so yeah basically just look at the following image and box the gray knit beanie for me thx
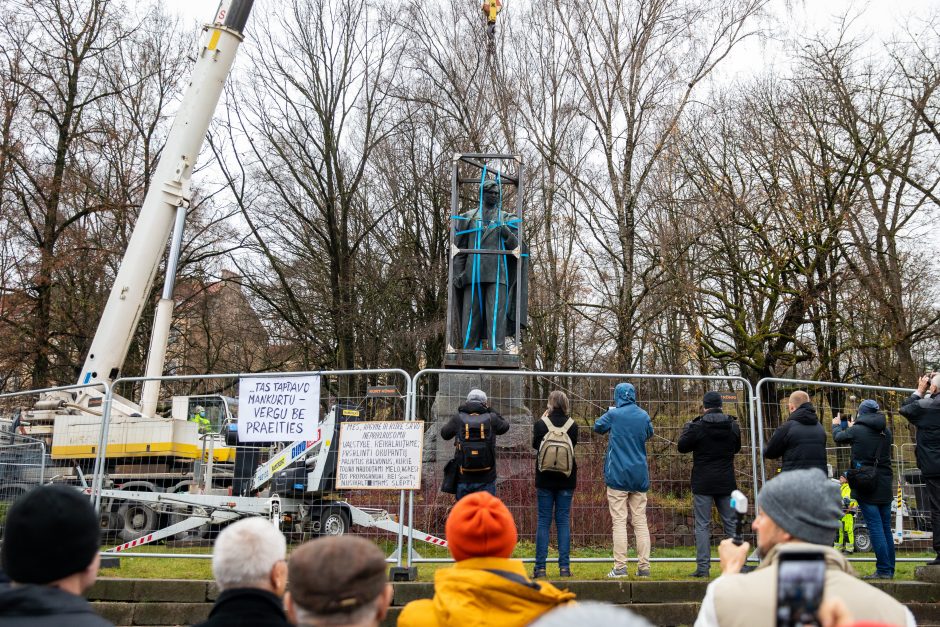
[467,389,487,404]
[530,602,653,627]
[758,468,842,545]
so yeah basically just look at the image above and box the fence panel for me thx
[408,369,756,563]
[756,378,930,559]
[0,383,110,540]
[93,369,410,562]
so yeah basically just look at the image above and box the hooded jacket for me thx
[899,391,940,478]
[397,557,575,627]
[593,383,654,492]
[832,400,893,505]
[0,584,113,626]
[440,400,510,485]
[677,409,742,495]
[763,402,827,473]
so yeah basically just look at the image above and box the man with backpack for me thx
[532,390,578,579]
[677,391,742,578]
[441,388,510,500]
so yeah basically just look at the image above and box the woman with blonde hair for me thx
[532,390,579,578]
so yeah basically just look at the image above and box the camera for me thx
[776,550,826,627]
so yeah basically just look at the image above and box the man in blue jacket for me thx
[594,382,654,578]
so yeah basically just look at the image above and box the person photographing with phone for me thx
[900,372,940,566]
[831,400,895,578]
[694,469,914,627]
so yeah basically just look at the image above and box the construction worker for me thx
[482,0,501,39]
[190,405,211,434]
[835,471,858,554]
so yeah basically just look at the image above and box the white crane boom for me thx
[78,1,254,398]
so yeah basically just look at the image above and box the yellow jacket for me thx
[840,482,858,509]
[397,557,575,627]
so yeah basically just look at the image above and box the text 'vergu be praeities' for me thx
[238,375,321,442]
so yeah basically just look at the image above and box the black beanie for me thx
[2,485,100,584]
[703,391,723,409]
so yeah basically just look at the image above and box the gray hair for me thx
[932,373,940,390]
[212,517,286,591]
[530,602,653,627]
[293,597,382,626]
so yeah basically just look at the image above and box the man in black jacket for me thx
[763,390,827,474]
[196,517,290,627]
[441,388,510,499]
[900,372,940,565]
[0,485,112,626]
[678,391,742,578]
[832,399,895,578]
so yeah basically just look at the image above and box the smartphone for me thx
[776,551,826,627]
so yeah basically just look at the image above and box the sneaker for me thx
[636,567,651,577]
[689,571,710,578]
[532,568,547,579]
[606,567,628,578]
[862,573,893,580]
[559,568,572,578]
[926,556,940,566]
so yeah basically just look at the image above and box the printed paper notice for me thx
[336,421,424,490]
[237,375,320,442]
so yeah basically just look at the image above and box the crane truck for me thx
[0,1,443,558]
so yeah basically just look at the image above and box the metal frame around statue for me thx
[444,153,525,369]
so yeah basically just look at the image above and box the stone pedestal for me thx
[422,372,531,465]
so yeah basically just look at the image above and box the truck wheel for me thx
[117,503,157,542]
[319,507,350,536]
[854,529,871,553]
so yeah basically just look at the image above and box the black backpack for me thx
[456,412,495,473]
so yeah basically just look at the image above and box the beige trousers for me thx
[607,487,651,570]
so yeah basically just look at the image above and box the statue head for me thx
[481,180,500,210]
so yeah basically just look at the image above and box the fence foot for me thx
[389,566,418,581]
[100,556,121,570]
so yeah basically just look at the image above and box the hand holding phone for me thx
[776,551,826,627]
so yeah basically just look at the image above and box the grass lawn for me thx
[99,541,935,582]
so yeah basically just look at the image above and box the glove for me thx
[454,276,465,290]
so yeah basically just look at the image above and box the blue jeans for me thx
[456,480,496,500]
[859,501,895,577]
[535,488,573,570]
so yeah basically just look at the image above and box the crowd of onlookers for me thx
[0,372,936,626]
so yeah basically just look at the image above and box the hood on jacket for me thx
[854,406,886,431]
[858,399,880,414]
[0,584,92,617]
[614,383,636,408]
[701,410,733,425]
[458,400,489,414]
[399,557,574,627]
[789,402,819,426]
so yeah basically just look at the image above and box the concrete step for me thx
[87,578,940,627]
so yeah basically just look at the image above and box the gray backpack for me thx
[537,415,575,476]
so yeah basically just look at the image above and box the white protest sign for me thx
[336,421,424,490]
[237,375,320,442]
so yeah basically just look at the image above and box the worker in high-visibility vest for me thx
[190,405,211,434]
[835,471,858,553]
[482,0,502,38]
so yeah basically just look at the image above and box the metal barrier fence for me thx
[2,373,934,569]
[86,369,412,563]
[756,378,931,561]
[0,383,109,541]
[406,369,757,563]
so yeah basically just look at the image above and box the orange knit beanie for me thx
[445,492,518,561]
